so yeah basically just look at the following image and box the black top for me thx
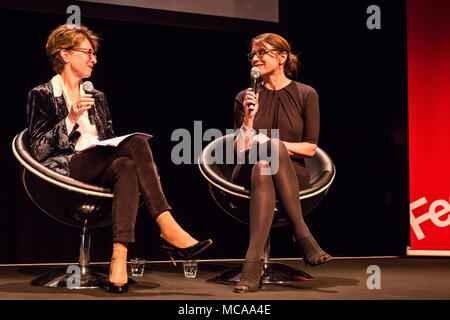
[232,80,320,189]
[234,80,319,144]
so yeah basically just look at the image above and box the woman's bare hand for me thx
[243,88,259,121]
[68,94,95,123]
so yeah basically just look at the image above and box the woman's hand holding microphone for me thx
[242,88,270,145]
[68,94,95,124]
[243,88,258,125]
[236,88,268,151]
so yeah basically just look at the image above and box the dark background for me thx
[0,0,409,264]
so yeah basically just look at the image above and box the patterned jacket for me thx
[26,79,115,176]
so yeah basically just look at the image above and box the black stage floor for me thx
[0,257,449,300]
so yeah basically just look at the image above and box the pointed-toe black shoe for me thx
[104,281,129,294]
[161,239,213,260]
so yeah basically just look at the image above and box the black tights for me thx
[242,139,311,260]
[69,135,171,243]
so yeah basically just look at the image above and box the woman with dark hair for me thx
[27,24,212,293]
[232,33,331,293]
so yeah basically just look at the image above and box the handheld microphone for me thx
[82,81,95,125]
[249,67,260,113]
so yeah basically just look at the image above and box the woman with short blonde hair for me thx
[27,24,212,294]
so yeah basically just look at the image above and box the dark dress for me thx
[232,80,320,190]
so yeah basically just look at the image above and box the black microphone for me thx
[249,67,260,113]
[82,81,95,125]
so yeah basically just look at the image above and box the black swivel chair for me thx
[12,129,135,289]
[198,134,336,283]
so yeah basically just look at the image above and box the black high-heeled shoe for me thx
[233,259,264,293]
[295,234,332,267]
[103,242,129,294]
[104,281,129,294]
[160,239,213,260]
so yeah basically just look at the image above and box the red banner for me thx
[407,0,450,254]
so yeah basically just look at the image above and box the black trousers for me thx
[69,135,171,243]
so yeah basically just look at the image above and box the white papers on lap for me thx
[84,132,152,149]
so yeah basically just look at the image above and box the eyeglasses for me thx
[70,48,97,59]
[247,48,280,61]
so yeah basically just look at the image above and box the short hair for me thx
[251,33,299,79]
[45,24,100,74]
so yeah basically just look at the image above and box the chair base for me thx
[30,265,136,289]
[214,262,314,284]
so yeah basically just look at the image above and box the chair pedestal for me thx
[214,262,313,283]
[30,227,135,289]
[214,236,313,284]
[30,265,110,289]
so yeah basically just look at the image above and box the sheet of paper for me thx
[84,132,152,149]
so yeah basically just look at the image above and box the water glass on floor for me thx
[130,258,146,277]
[183,260,198,278]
